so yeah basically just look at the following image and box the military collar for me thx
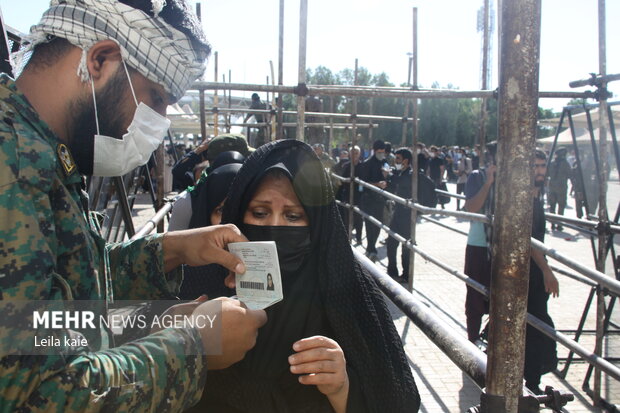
[1,74,81,185]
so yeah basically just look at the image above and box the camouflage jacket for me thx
[0,75,206,412]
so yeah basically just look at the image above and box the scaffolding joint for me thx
[294,82,309,97]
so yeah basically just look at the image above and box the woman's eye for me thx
[286,212,304,222]
[252,209,268,218]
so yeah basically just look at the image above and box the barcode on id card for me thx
[239,281,265,290]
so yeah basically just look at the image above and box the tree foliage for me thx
[279,65,557,149]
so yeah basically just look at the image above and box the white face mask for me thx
[375,152,386,161]
[416,149,421,155]
[91,61,170,177]
[395,163,403,171]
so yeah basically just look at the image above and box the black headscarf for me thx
[190,140,420,413]
[188,155,244,230]
[180,162,243,301]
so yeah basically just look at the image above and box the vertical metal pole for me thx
[112,177,136,238]
[348,60,359,241]
[478,0,490,150]
[270,61,276,141]
[329,97,334,153]
[213,51,219,137]
[368,98,374,143]
[228,70,232,133]
[484,1,542,412]
[593,0,609,405]
[408,7,419,292]
[277,0,284,139]
[401,57,412,147]
[196,3,207,142]
[296,0,308,141]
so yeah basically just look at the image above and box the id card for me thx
[228,241,283,310]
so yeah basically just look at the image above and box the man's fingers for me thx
[224,272,236,289]
[213,249,246,275]
[221,224,249,244]
[247,308,268,328]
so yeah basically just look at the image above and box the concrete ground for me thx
[127,170,619,413]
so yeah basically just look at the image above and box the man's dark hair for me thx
[372,139,386,151]
[251,93,260,100]
[385,143,392,154]
[395,148,413,163]
[26,0,210,70]
[535,149,547,161]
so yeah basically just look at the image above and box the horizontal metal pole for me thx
[345,200,619,383]
[435,188,466,200]
[546,212,620,234]
[352,176,490,222]
[528,313,620,381]
[337,200,489,296]
[209,107,413,122]
[131,192,186,240]
[353,248,487,388]
[422,215,468,236]
[549,264,598,288]
[531,238,620,296]
[192,82,592,100]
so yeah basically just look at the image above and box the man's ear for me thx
[85,40,122,83]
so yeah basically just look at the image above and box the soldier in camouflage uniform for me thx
[0,1,266,411]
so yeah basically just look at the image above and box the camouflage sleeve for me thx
[0,328,207,412]
[107,234,184,300]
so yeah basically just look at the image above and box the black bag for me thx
[437,181,450,205]
[417,172,438,208]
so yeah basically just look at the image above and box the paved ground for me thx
[127,171,619,412]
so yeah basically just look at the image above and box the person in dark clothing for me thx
[168,150,245,231]
[171,138,210,190]
[525,150,559,394]
[428,145,447,209]
[188,139,420,413]
[416,143,429,173]
[547,147,572,230]
[386,148,437,282]
[244,93,268,148]
[471,145,481,171]
[336,146,364,244]
[177,161,243,300]
[359,139,389,261]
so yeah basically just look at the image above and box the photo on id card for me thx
[228,241,283,310]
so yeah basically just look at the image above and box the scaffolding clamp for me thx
[294,82,309,97]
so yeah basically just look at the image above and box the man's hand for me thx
[543,268,560,298]
[376,181,387,189]
[485,164,497,186]
[194,298,267,370]
[163,225,249,273]
[150,295,208,334]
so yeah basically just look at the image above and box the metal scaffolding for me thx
[1,0,617,411]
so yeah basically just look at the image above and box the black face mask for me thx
[240,224,312,274]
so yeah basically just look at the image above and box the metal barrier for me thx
[332,171,620,391]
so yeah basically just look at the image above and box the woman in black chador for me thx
[189,140,419,413]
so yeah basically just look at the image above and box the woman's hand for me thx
[289,336,349,413]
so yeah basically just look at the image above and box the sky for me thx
[1,0,618,112]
